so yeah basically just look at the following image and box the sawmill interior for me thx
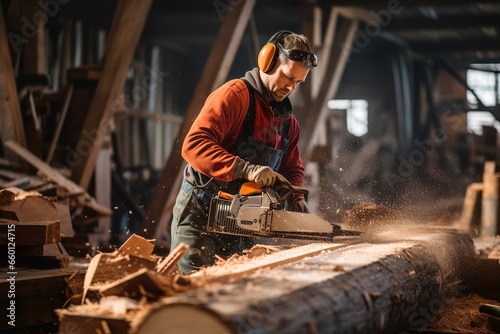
[1,0,500,333]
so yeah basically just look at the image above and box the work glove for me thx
[291,197,310,213]
[243,163,278,188]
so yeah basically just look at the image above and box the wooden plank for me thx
[46,84,74,163]
[70,0,153,190]
[458,182,482,232]
[0,4,26,150]
[98,268,164,300]
[139,0,257,240]
[81,251,159,302]
[187,242,347,287]
[0,218,60,245]
[481,161,499,237]
[156,242,188,276]
[4,140,84,196]
[19,0,47,75]
[89,253,158,285]
[0,268,84,331]
[118,234,154,260]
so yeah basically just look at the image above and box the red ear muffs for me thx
[258,43,278,73]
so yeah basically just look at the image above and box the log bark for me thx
[132,228,476,334]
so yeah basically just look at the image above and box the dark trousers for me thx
[170,180,254,274]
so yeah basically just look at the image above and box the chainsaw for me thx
[207,178,356,240]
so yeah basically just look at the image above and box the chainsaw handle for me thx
[272,175,309,200]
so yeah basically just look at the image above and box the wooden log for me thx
[131,228,476,334]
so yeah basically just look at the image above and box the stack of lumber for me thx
[1,141,111,217]
[57,227,485,334]
[0,141,112,250]
[0,188,85,331]
[0,187,71,268]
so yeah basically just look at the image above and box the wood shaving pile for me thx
[428,294,499,333]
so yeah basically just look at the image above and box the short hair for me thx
[278,33,315,68]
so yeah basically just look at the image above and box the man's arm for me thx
[182,80,249,182]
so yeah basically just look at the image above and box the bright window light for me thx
[328,99,368,137]
[466,111,500,135]
[467,69,496,107]
[466,64,500,135]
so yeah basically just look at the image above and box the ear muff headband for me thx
[258,30,294,73]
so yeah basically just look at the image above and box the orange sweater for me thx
[182,77,304,186]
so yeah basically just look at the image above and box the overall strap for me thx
[239,79,255,139]
[239,78,290,152]
[281,120,290,153]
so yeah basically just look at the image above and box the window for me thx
[466,111,500,135]
[466,64,500,135]
[328,99,368,137]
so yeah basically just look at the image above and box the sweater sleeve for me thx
[278,116,305,187]
[181,80,248,182]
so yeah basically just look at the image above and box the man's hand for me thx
[243,164,278,188]
[292,197,310,213]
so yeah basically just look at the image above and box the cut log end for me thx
[133,304,234,334]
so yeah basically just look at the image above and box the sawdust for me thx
[343,202,401,232]
[215,244,284,265]
[483,240,500,260]
[428,294,500,333]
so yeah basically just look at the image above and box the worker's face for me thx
[263,60,309,102]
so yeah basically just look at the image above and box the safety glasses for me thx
[277,43,318,67]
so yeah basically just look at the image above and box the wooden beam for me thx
[0,4,26,150]
[70,0,153,190]
[46,84,74,163]
[319,0,500,7]
[409,37,500,53]
[139,0,257,240]
[300,15,359,155]
[4,140,84,196]
[20,0,47,75]
[481,161,499,237]
[387,15,500,31]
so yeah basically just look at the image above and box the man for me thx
[170,30,318,274]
